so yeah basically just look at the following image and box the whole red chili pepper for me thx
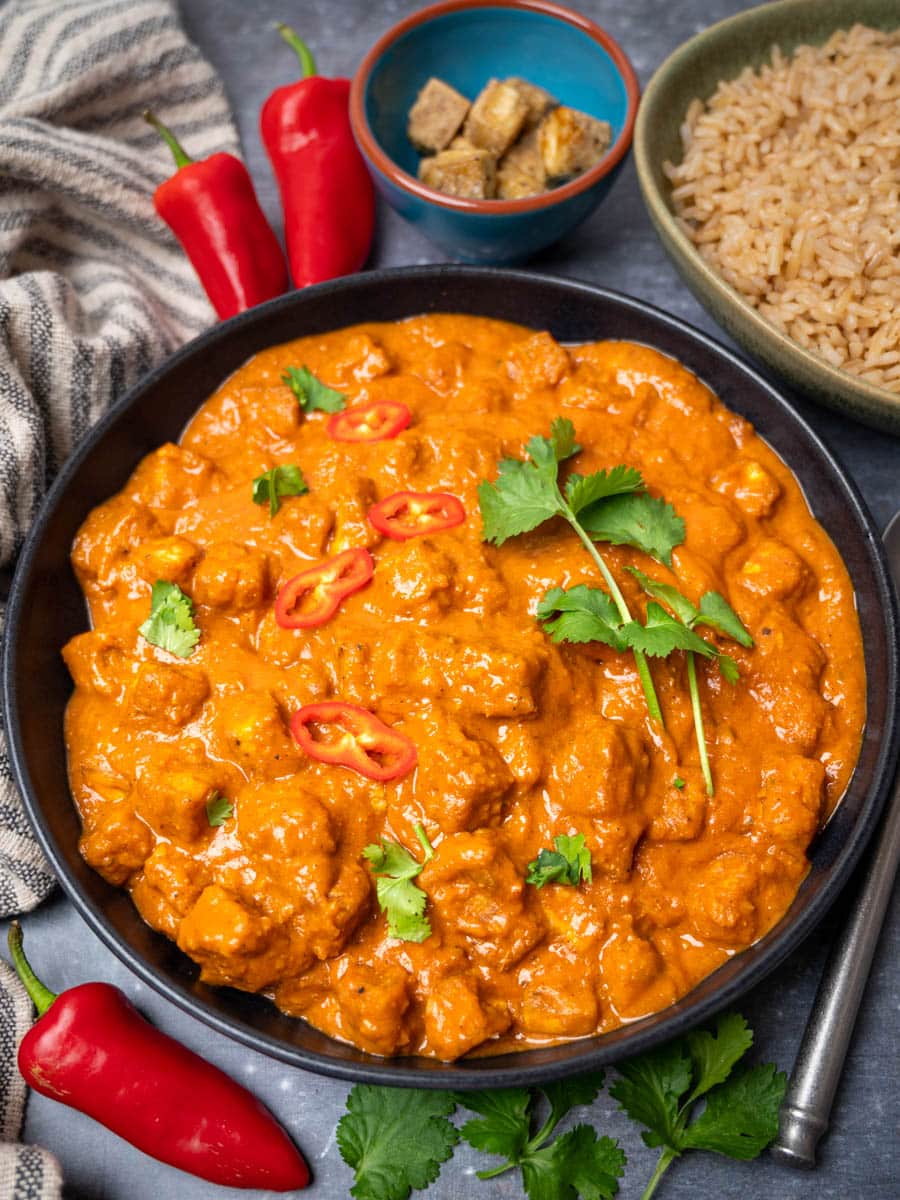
[260,26,375,288]
[328,400,412,443]
[290,701,417,781]
[275,547,374,628]
[145,111,288,320]
[368,491,467,541]
[7,922,309,1191]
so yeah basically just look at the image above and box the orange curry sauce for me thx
[63,316,865,1060]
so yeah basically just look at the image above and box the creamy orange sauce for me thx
[63,315,865,1060]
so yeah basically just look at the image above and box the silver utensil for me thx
[771,509,900,1170]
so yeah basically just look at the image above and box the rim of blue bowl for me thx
[349,0,640,215]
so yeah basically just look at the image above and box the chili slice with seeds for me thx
[290,702,417,782]
[328,400,411,443]
[368,491,466,541]
[274,548,373,629]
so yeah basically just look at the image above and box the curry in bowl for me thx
[62,315,864,1061]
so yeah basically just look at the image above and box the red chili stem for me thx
[144,110,192,169]
[7,922,57,1016]
[275,23,317,78]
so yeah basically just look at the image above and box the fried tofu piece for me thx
[464,79,529,156]
[407,77,470,153]
[419,147,497,199]
[504,76,556,127]
[538,105,612,180]
[497,128,546,199]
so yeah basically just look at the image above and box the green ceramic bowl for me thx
[635,0,900,434]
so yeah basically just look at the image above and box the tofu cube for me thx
[504,77,556,128]
[497,128,546,200]
[407,77,470,153]
[538,105,612,180]
[464,79,529,156]
[419,147,497,199]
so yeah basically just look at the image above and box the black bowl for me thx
[4,266,898,1088]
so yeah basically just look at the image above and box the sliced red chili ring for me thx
[274,548,373,629]
[290,702,417,782]
[327,400,411,443]
[368,491,466,541]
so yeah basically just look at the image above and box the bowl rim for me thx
[349,0,640,215]
[4,264,898,1087]
[633,0,900,419]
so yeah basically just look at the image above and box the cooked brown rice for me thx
[664,24,900,393]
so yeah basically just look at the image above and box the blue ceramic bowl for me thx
[349,0,639,263]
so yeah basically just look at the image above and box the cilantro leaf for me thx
[138,580,200,659]
[540,1073,605,1133]
[565,466,645,516]
[681,1064,786,1159]
[623,602,716,659]
[451,1088,532,1162]
[455,1077,624,1199]
[205,792,233,828]
[610,1040,693,1150]
[337,1085,458,1200]
[717,654,740,684]
[478,460,563,545]
[536,585,628,652]
[695,591,754,648]
[526,834,592,889]
[685,1013,754,1103]
[283,365,347,413]
[626,566,699,627]
[526,416,581,473]
[532,1125,626,1200]
[579,493,685,565]
[363,824,434,942]
[611,1013,785,1195]
[673,776,686,789]
[251,464,308,517]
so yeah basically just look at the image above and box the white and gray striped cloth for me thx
[0,1,240,1195]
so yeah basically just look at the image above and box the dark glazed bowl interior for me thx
[4,267,897,1088]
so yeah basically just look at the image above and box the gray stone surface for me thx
[10,1,900,1197]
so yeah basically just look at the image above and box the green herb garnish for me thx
[205,792,233,827]
[626,567,752,794]
[251,463,308,517]
[478,419,683,723]
[454,1074,624,1199]
[363,824,434,943]
[673,776,686,790]
[283,365,347,413]
[337,1086,459,1200]
[526,833,592,889]
[610,1013,786,1200]
[138,580,200,659]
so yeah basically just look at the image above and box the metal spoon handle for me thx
[771,767,900,1169]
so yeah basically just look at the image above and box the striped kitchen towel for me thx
[0,0,241,1193]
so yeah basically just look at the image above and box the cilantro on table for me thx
[626,567,753,795]
[610,1013,786,1200]
[454,1073,625,1200]
[478,419,684,723]
[282,364,347,413]
[526,833,592,889]
[335,1013,782,1200]
[138,580,200,658]
[363,824,434,943]
[337,1086,459,1200]
[205,792,233,828]
[251,463,308,517]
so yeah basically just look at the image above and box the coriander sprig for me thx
[478,419,683,723]
[138,580,200,659]
[282,364,347,413]
[453,1074,625,1198]
[363,824,434,943]
[526,833,592,888]
[251,463,308,517]
[610,1013,786,1200]
[627,567,752,795]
